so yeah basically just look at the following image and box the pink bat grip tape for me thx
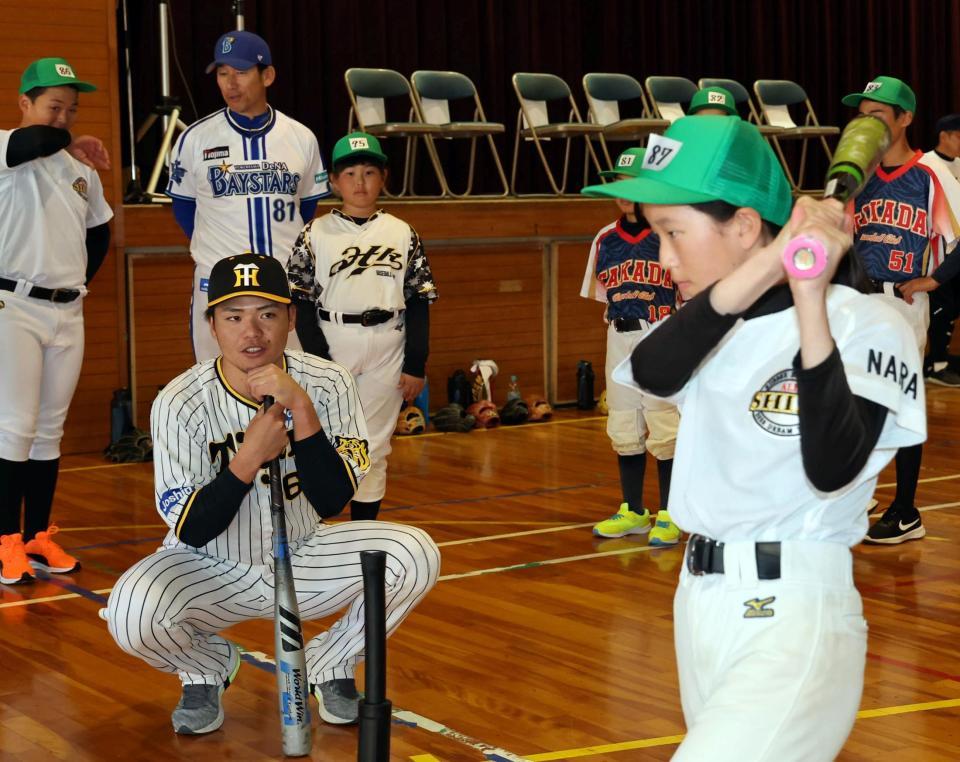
[782,235,827,279]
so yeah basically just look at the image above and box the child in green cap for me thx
[581,146,680,546]
[583,115,925,761]
[287,132,438,521]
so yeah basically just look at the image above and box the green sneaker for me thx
[592,504,651,538]
[648,510,681,547]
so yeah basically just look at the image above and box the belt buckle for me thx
[361,309,388,327]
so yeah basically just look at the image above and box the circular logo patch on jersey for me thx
[749,369,799,436]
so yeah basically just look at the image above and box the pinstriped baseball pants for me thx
[104,521,440,686]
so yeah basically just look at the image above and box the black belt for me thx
[869,279,905,300]
[0,277,81,303]
[686,534,781,580]
[612,317,645,333]
[318,308,401,327]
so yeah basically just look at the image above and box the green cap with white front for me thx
[841,75,916,113]
[19,57,97,94]
[599,147,646,179]
[582,116,793,227]
[688,86,738,117]
[331,131,388,167]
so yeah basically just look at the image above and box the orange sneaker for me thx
[24,525,80,574]
[0,533,35,584]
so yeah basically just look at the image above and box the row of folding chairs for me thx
[343,68,839,198]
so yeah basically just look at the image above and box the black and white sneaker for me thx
[314,678,360,725]
[863,508,926,545]
[926,368,960,387]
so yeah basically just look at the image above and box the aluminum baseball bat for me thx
[782,114,891,279]
[264,395,312,757]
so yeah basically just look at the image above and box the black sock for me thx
[892,444,922,515]
[23,458,60,541]
[617,454,646,512]
[657,458,673,508]
[351,499,381,521]
[0,458,26,536]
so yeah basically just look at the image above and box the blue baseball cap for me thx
[205,31,272,74]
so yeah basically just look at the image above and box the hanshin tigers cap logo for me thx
[207,253,291,307]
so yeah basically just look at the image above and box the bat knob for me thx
[782,235,828,279]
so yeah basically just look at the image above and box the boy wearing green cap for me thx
[841,76,960,542]
[687,86,739,117]
[583,115,924,760]
[0,57,113,585]
[287,132,437,521]
[582,147,680,544]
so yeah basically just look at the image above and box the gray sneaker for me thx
[171,643,241,735]
[314,678,360,725]
[926,368,960,387]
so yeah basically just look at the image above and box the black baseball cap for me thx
[207,254,291,307]
[936,114,960,134]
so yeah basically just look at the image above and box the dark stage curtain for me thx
[120,0,960,196]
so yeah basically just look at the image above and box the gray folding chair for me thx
[698,77,782,135]
[754,79,840,193]
[344,67,448,197]
[510,72,604,196]
[644,76,699,122]
[582,73,670,170]
[410,70,509,197]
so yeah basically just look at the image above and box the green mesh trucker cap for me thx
[599,147,646,179]
[582,115,793,227]
[841,76,916,113]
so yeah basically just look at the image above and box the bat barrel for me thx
[358,550,390,762]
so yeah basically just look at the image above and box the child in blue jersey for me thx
[581,147,681,544]
[842,76,960,544]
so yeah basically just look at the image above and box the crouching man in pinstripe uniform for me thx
[102,253,440,735]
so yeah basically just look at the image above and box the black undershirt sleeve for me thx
[84,223,111,284]
[293,295,331,360]
[796,346,889,492]
[175,469,252,547]
[6,125,71,167]
[630,284,740,397]
[292,430,356,519]
[402,297,430,377]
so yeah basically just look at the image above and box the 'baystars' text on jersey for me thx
[853,150,960,281]
[152,351,370,566]
[580,218,676,323]
[166,108,329,270]
[287,209,438,313]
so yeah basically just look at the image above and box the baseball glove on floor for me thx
[432,404,477,433]
[499,397,530,425]
[103,429,153,463]
[395,406,426,435]
[467,400,500,428]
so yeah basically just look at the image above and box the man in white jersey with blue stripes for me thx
[166,31,330,361]
[102,253,440,736]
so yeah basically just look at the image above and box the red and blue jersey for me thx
[580,217,677,323]
[853,150,960,282]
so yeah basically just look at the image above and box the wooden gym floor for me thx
[2,388,960,761]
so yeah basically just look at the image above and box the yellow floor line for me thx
[56,524,166,532]
[0,588,113,609]
[877,472,960,489]
[402,521,575,526]
[437,523,594,547]
[60,462,145,473]
[410,756,443,762]
[523,697,960,760]
[919,501,960,513]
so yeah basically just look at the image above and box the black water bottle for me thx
[576,360,595,410]
[110,388,133,444]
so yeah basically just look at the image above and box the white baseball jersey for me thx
[286,209,438,314]
[614,285,926,545]
[924,149,960,184]
[152,350,370,565]
[0,129,113,288]
[166,108,329,270]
